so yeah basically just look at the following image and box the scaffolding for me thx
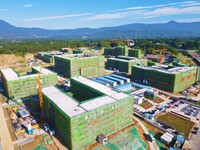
[107,57,147,74]
[0,67,58,100]
[54,54,105,78]
[104,46,128,57]
[131,65,199,93]
[42,77,134,150]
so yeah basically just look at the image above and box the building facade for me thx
[54,54,105,78]
[128,49,142,58]
[131,66,200,93]
[0,67,58,100]
[104,45,128,57]
[107,56,147,74]
[43,76,134,150]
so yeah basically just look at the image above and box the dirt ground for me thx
[134,121,149,144]
[0,102,14,150]
[177,52,196,66]
[0,53,34,67]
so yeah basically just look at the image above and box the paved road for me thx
[191,124,200,150]
[133,116,159,150]
[0,103,14,150]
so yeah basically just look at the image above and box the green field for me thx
[157,113,194,137]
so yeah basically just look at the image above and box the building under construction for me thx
[0,67,58,100]
[107,56,147,74]
[104,45,128,57]
[37,51,66,64]
[42,76,133,150]
[54,54,105,78]
[131,66,200,93]
[60,48,83,54]
[128,49,142,58]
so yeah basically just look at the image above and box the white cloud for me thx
[109,1,198,12]
[143,6,200,17]
[22,4,33,8]
[85,10,145,21]
[85,12,129,21]
[180,2,200,7]
[24,13,93,22]
[84,1,200,21]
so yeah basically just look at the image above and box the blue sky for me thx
[0,0,200,29]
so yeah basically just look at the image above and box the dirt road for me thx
[0,103,14,150]
[133,116,159,150]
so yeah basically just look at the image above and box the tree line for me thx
[0,39,199,56]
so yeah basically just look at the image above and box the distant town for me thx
[0,39,199,150]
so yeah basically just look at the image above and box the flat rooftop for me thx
[72,76,129,100]
[134,66,198,74]
[79,96,116,111]
[33,66,56,75]
[55,54,100,60]
[43,76,131,118]
[42,86,86,117]
[0,68,19,81]
[0,67,56,81]
[108,57,146,62]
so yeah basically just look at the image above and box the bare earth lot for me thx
[0,54,34,67]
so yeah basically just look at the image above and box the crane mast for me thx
[37,67,44,117]
[160,47,166,66]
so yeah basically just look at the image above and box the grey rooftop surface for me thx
[80,96,116,111]
[108,57,145,62]
[33,66,57,75]
[0,68,19,81]
[72,76,129,100]
[0,67,56,81]
[43,76,131,118]
[54,54,99,60]
[134,66,198,74]
[42,86,86,117]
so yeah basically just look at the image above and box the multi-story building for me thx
[104,45,128,57]
[54,54,105,78]
[131,66,200,93]
[128,49,142,58]
[107,56,147,74]
[0,66,58,100]
[43,76,134,150]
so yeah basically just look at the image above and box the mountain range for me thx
[0,19,200,39]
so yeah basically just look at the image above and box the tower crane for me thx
[159,47,166,66]
[37,67,44,118]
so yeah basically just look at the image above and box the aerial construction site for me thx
[0,44,199,150]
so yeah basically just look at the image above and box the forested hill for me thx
[1,20,200,39]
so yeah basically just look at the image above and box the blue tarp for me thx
[176,135,185,144]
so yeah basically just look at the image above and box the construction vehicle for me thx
[37,67,44,119]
